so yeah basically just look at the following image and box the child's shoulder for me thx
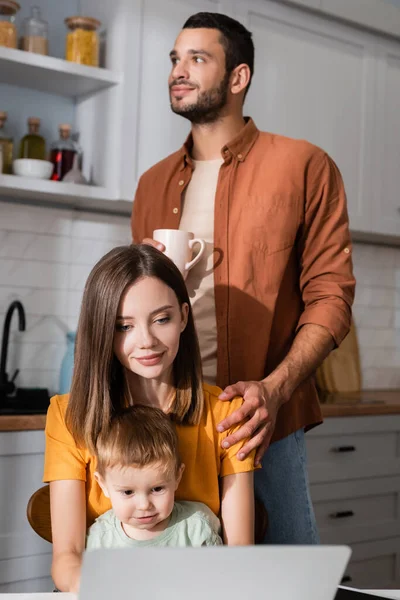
[175,501,220,532]
[88,509,116,532]
[202,382,244,421]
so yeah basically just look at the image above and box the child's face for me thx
[96,461,184,539]
[113,276,188,384]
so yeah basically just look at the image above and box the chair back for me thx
[27,484,52,543]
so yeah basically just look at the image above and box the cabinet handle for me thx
[331,445,356,453]
[341,575,352,584]
[330,510,354,519]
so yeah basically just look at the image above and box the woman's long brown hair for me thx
[66,244,203,454]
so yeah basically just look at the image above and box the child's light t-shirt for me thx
[86,501,223,549]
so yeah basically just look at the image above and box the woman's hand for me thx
[50,480,86,593]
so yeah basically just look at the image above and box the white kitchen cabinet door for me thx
[237,0,376,235]
[372,41,400,237]
[133,0,234,185]
[0,431,52,593]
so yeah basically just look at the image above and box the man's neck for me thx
[190,114,246,161]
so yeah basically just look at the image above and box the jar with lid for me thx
[20,5,48,55]
[65,16,101,67]
[0,111,13,174]
[0,1,20,49]
[18,117,46,160]
[50,124,81,181]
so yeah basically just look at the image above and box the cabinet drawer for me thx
[314,492,396,531]
[306,429,400,482]
[344,554,396,588]
[340,538,400,589]
[312,477,400,544]
[307,431,397,465]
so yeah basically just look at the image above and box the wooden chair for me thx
[27,484,52,543]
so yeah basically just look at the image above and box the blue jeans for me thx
[254,428,319,544]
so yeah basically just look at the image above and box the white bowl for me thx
[13,159,53,180]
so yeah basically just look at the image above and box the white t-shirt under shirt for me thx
[179,158,223,385]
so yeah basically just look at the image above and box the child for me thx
[86,404,223,548]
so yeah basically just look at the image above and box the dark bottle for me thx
[19,117,46,160]
[50,124,79,181]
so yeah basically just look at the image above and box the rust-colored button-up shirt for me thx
[131,118,355,443]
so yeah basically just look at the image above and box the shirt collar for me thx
[180,117,260,170]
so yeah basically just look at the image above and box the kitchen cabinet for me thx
[0,428,51,593]
[306,414,400,589]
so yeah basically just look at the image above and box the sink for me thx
[0,387,50,415]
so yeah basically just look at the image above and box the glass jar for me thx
[18,117,46,160]
[0,1,20,49]
[0,111,13,174]
[65,16,101,67]
[20,5,48,55]
[50,124,80,181]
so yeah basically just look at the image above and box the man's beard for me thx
[170,72,230,124]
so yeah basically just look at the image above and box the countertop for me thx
[320,389,400,417]
[0,390,400,431]
[0,413,46,431]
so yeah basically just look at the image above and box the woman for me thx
[44,244,255,592]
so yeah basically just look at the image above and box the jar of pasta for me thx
[65,16,101,67]
[0,0,20,49]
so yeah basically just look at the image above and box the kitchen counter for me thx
[320,389,400,417]
[0,390,399,429]
[0,414,46,431]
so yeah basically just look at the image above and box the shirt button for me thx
[344,247,350,254]
[237,153,243,159]
[178,180,184,186]
[173,207,178,214]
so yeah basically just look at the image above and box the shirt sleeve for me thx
[43,395,87,483]
[218,396,258,478]
[296,150,356,347]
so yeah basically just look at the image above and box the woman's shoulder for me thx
[202,382,244,420]
[45,393,70,427]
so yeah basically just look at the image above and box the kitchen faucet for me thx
[0,301,26,398]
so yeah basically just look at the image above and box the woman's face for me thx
[113,276,188,383]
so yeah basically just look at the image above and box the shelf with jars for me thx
[0,0,133,215]
[0,45,122,98]
[0,174,130,214]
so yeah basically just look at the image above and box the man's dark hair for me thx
[183,12,254,96]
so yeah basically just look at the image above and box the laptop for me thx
[79,545,351,600]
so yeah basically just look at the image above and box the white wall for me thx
[0,200,131,396]
[352,242,400,389]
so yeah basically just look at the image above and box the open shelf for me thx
[0,46,122,98]
[0,174,131,215]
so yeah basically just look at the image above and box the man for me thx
[131,12,355,544]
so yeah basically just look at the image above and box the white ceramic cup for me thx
[153,229,206,279]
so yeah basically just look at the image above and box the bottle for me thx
[59,331,76,394]
[0,111,13,174]
[0,0,20,49]
[50,124,80,181]
[18,117,46,160]
[63,153,87,184]
[20,5,48,55]
[65,16,101,67]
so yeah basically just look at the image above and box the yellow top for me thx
[43,383,255,527]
